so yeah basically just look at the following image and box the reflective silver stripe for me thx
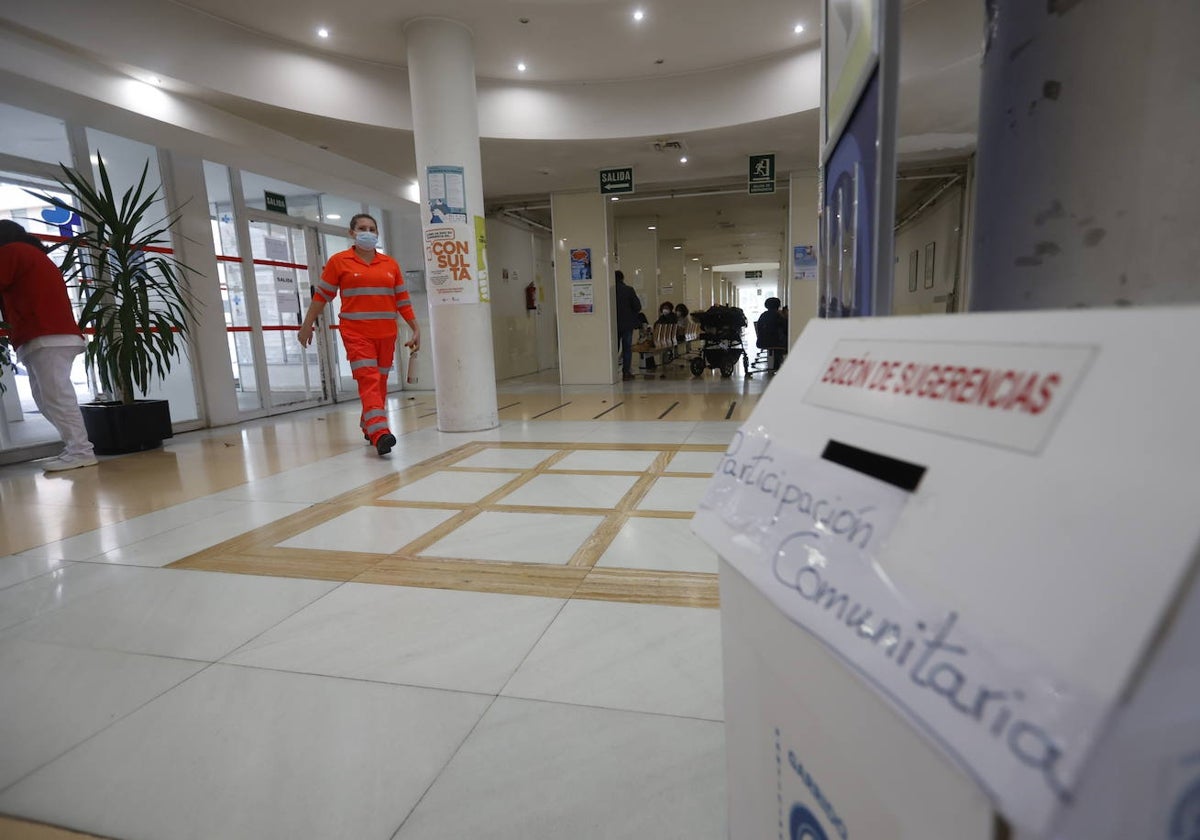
[341,287,396,297]
[362,409,387,421]
[316,279,338,294]
[379,367,393,375]
[340,311,396,320]
[365,419,388,432]
[349,359,378,370]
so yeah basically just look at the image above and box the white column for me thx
[405,17,499,431]
[972,0,1200,309]
[788,173,820,345]
[550,191,614,385]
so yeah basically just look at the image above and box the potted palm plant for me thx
[29,154,197,454]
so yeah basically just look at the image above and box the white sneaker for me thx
[42,454,99,473]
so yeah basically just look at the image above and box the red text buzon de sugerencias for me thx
[820,356,1063,415]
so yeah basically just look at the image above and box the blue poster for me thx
[570,247,592,281]
[822,69,879,317]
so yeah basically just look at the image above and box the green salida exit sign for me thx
[264,191,288,214]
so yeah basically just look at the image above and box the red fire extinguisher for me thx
[525,281,538,311]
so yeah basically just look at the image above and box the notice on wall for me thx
[264,236,290,263]
[794,244,818,280]
[423,224,480,305]
[570,248,592,281]
[274,271,300,316]
[572,283,594,314]
[474,215,490,303]
[692,427,1107,835]
[426,165,467,224]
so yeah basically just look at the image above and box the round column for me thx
[405,17,499,431]
[971,0,1200,310]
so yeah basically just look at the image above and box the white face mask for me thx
[354,231,378,250]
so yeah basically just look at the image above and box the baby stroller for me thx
[689,305,751,378]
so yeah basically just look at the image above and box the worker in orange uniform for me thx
[297,213,420,456]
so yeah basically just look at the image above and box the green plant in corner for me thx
[28,153,197,405]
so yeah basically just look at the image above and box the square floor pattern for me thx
[170,441,725,609]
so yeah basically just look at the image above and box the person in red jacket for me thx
[0,220,97,472]
[296,213,420,456]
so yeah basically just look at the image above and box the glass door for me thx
[243,218,327,412]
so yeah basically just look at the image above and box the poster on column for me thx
[474,215,491,302]
[572,283,594,313]
[426,165,467,224]
[423,224,481,305]
[794,244,818,280]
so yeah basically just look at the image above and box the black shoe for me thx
[375,433,396,456]
[622,373,635,381]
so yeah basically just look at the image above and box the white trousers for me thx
[23,345,94,459]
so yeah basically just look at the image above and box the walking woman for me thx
[297,214,420,456]
[0,220,97,472]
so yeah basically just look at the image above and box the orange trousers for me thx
[340,330,396,444]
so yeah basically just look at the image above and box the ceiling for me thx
[1,0,984,272]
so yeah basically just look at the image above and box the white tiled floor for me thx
[548,449,661,472]
[393,698,726,840]
[596,517,719,574]
[636,475,713,512]
[0,401,740,840]
[419,510,605,564]
[380,469,519,503]
[277,506,457,554]
[225,584,566,694]
[500,473,640,509]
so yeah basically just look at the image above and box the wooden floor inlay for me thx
[170,441,725,608]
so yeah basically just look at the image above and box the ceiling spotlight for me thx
[692,257,700,261]
[673,245,682,250]
[794,23,804,34]
[317,27,329,38]
[679,156,688,164]
[647,225,657,230]
[633,9,645,21]
[517,62,527,72]
[326,214,341,220]
[611,196,620,201]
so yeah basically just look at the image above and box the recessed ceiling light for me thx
[647,225,657,230]
[794,23,804,34]
[633,9,645,21]
[692,257,700,261]
[326,214,341,220]
[317,27,329,38]
[679,156,688,164]
[517,62,527,72]
[673,245,682,250]
[611,196,620,201]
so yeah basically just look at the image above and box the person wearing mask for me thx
[0,220,97,472]
[297,214,419,456]
[654,301,678,326]
[674,302,691,341]
[614,270,642,381]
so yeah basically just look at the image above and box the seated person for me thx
[755,297,788,372]
[674,303,691,340]
[654,301,678,325]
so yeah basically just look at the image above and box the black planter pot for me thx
[80,400,174,455]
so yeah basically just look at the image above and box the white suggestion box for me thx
[693,307,1200,839]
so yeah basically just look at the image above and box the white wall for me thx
[486,217,541,381]
[615,217,658,314]
[551,191,614,384]
[787,173,820,345]
[892,186,963,315]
